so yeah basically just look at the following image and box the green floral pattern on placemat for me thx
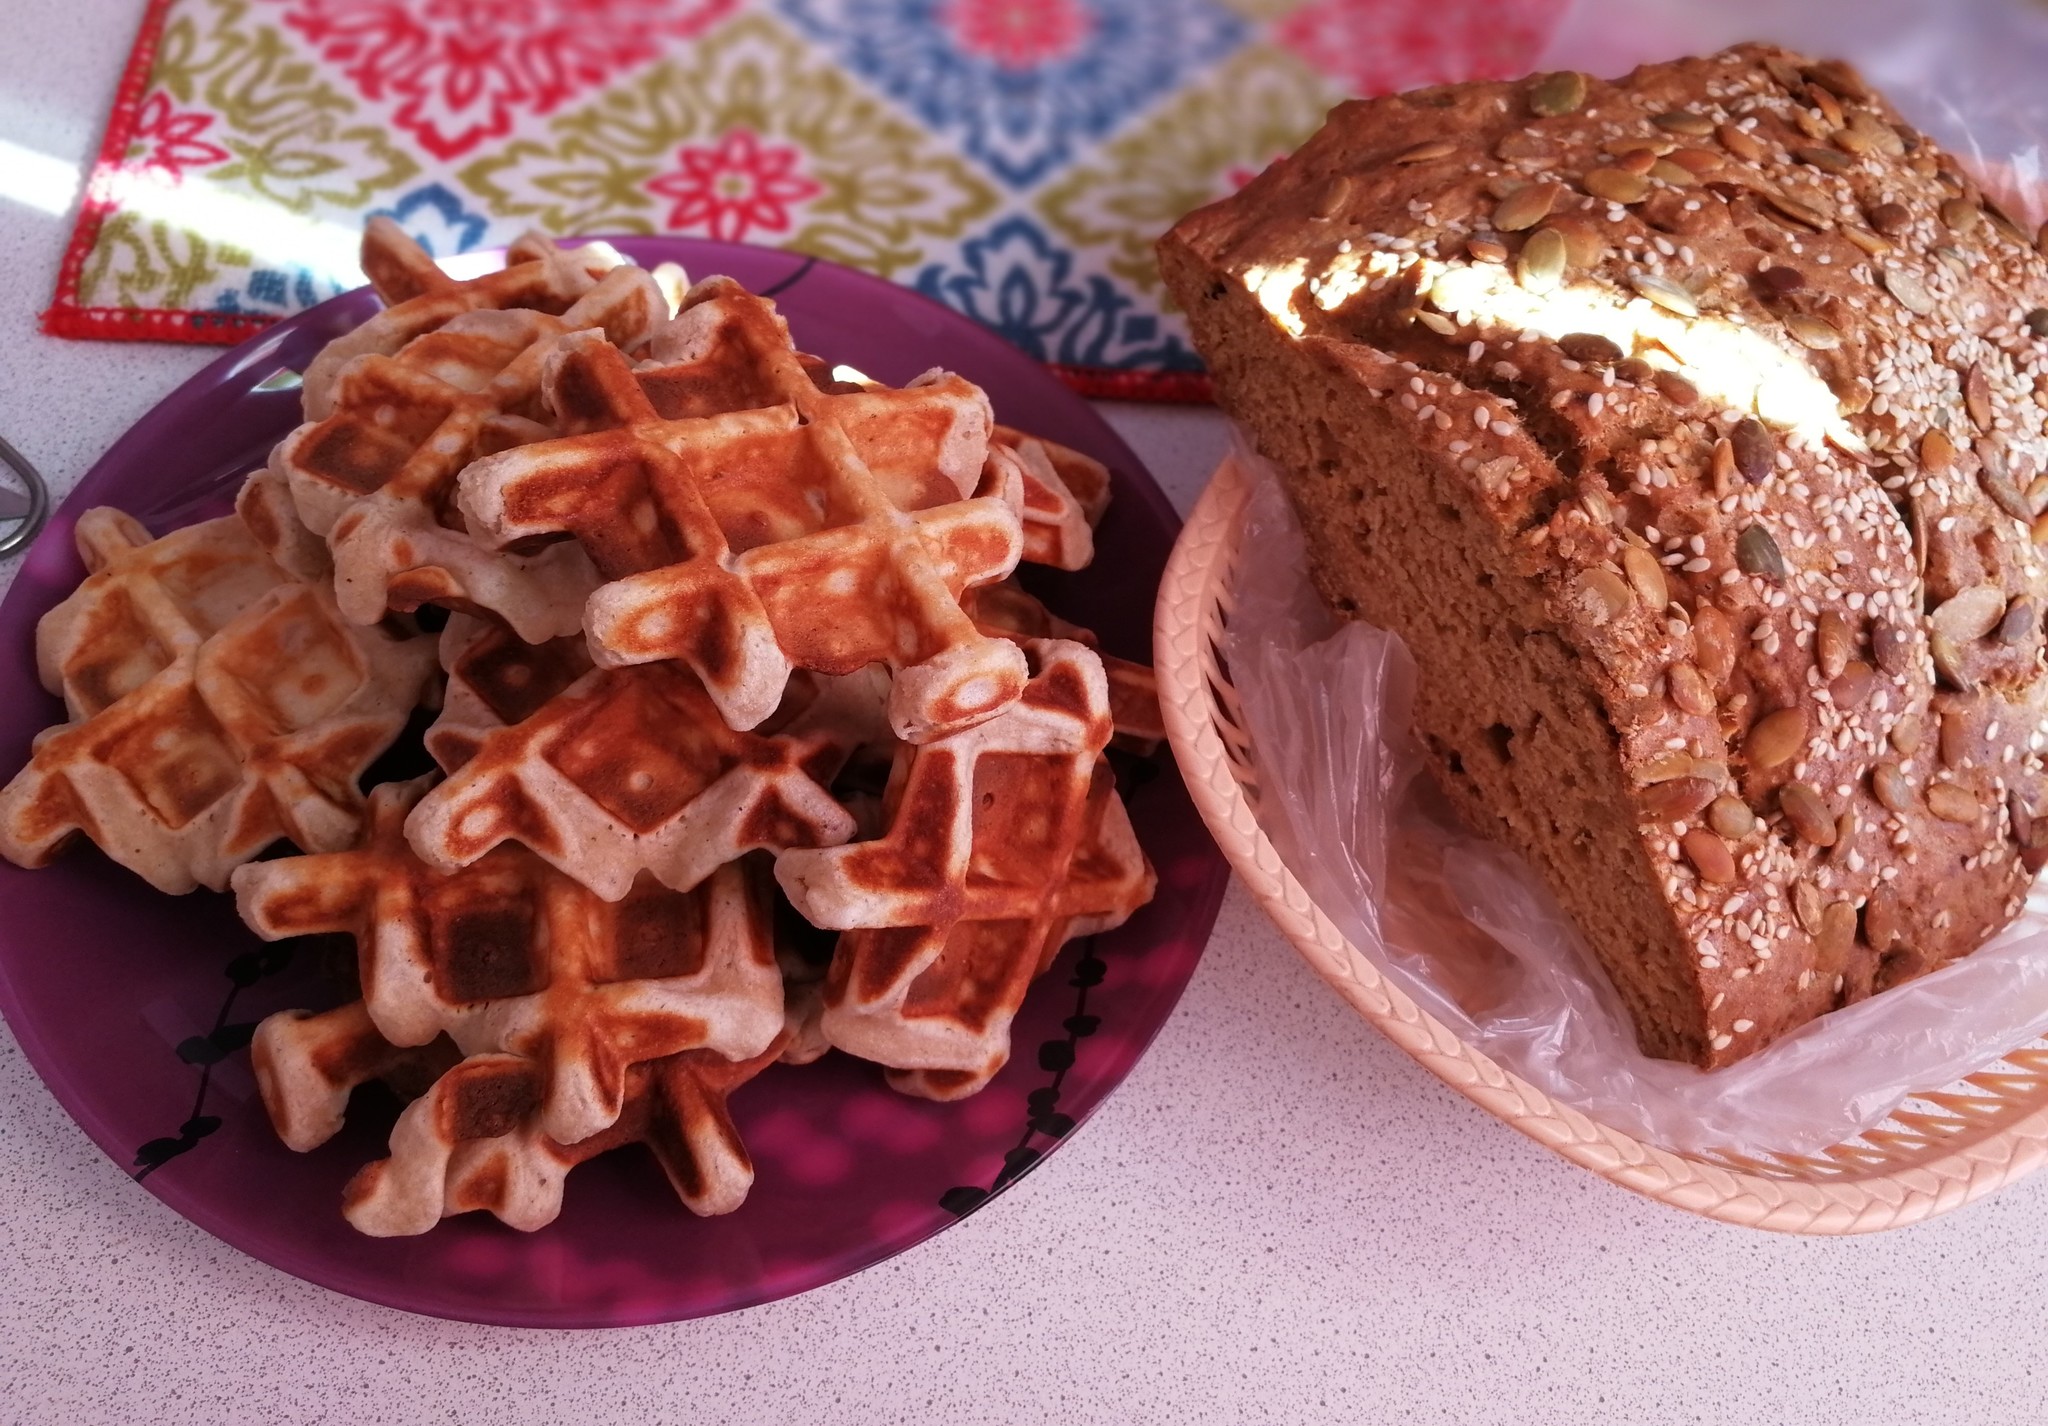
[1038,44,1345,302]
[460,15,998,279]
[77,0,416,314]
[154,0,417,214]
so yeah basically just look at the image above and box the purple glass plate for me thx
[0,238,1229,1328]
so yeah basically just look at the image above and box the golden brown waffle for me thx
[237,777,786,1145]
[422,613,595,773]
[254,1006,784,1234]
[776,640,1156,1099]
[234,466,331,583]
[778,968,832,1067]
[0,509,437,893]
[402,652,875,901]
[249,1000,456,1153]
[773,899,838,1067]
[796,370,1106,571]
[357,1043,784,1233]
[1006,425,1110,522]
[278,223,669,639]
[422,610,893,779]
[963,580,1165,754]
[455,278,1027,741]
[989,424,1111,571]
[301,220,628,420]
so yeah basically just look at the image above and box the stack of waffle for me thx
[0,221,1158,1236]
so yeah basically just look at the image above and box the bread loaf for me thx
[1159,44,2048,1067]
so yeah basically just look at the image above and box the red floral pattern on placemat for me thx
[124,93,233,180]
[43,0,1564,399]
[647,129,823,242]
[277,0,738,160]
[945,0,1095,70]
[1276,0,1567,97]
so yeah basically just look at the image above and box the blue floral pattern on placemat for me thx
[776,0,1248,190]
[368,182,492,257]
[212,268,347,315]
[915,214,1199,370]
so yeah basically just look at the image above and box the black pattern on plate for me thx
[132,944,294,1179]
[758,256,819,300]
[939,937,1106,1218]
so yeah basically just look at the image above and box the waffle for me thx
[963,580,1165,754]
[422,612,595,773]
[989,425,1111,571]
[301,220,627,420]
[778,969,832,1068]
[402,650,877,901]
[254,1006,784,1234]
[455,278,1027,741]
[249,1000,456,1153]
[235,465,331,583]
[776,639,1156,1099]
[277,224,669,639]
[802,372,1107,572]
[362,1042,784,1234]
[237,777,785,1146]
[774,898,839,1067]
[12,218,1167,1233]
[0,509,437,893]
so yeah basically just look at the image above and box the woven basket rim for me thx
[1151,452,2048,1234]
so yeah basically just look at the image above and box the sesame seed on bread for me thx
[1159,43,2048,1068]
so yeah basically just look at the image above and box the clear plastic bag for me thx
[1227,444,2048,1158]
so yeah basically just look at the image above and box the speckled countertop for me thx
[6,4,2048,1423]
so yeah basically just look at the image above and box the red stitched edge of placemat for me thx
[40,0,181,343]
[1049,366,1212,403]
[36,0,1215,403]
[42,306,276,344]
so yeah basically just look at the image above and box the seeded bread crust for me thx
[1160,43,2048,1067]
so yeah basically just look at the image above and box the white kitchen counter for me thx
[3,4,2045,1422]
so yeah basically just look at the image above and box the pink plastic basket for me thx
[1154,453,2048,1233]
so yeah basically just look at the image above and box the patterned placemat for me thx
[43,0,1562,399]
